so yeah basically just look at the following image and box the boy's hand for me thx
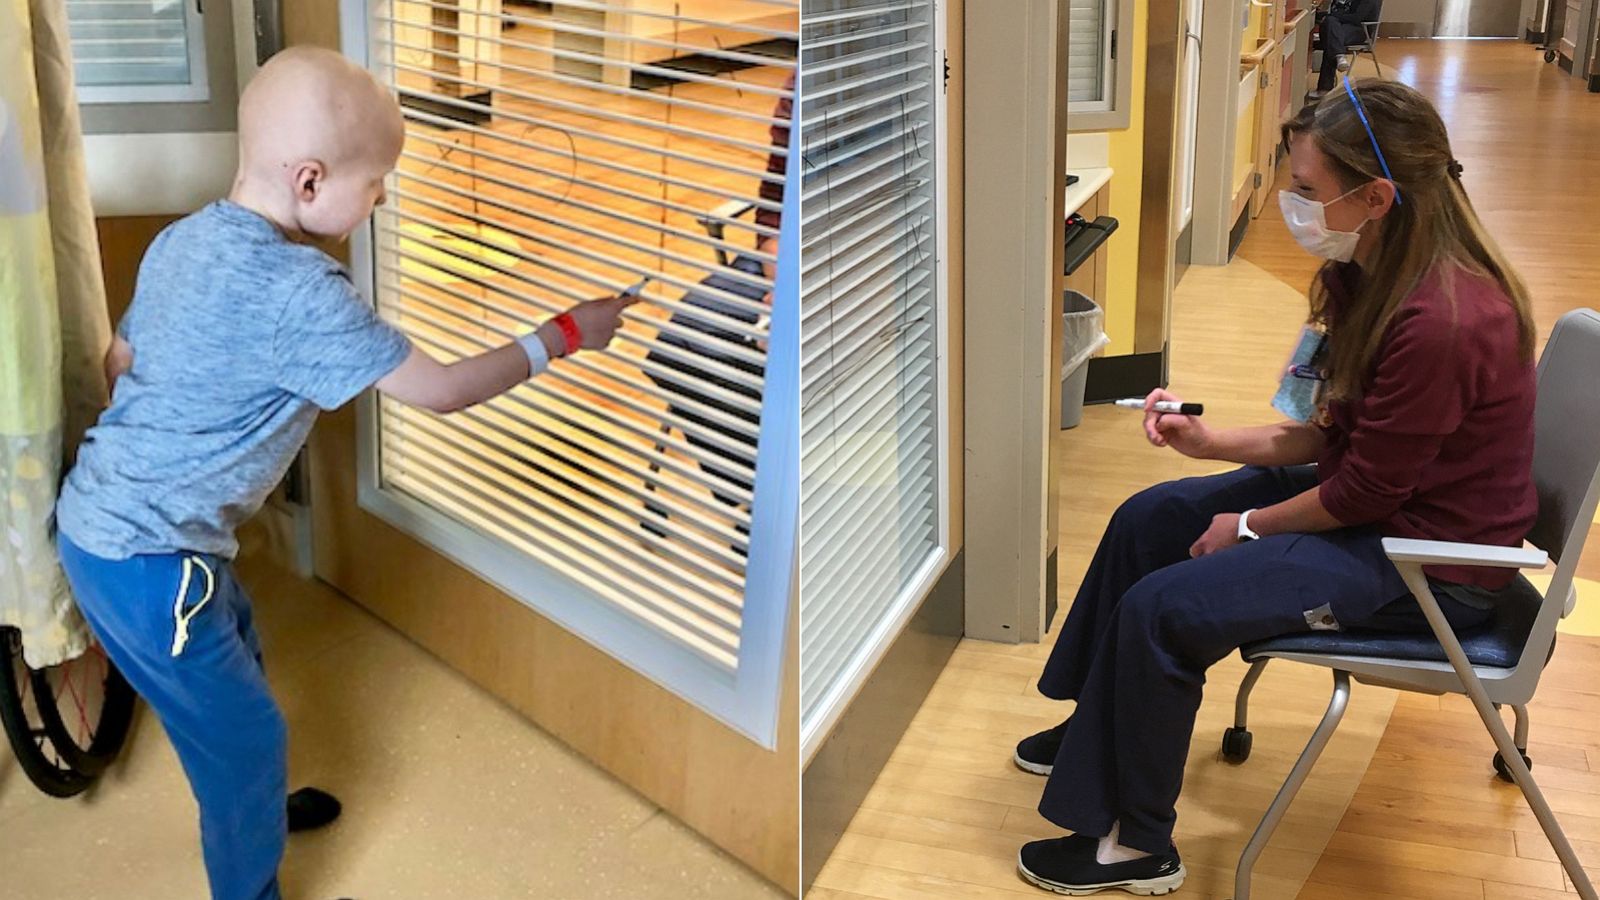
[104,335,134,396]
[541,293,639,356]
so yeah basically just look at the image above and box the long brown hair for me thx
[1281,80,1535,402]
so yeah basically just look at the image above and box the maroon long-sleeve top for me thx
[1315,262,1538,588]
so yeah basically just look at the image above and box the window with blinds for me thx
[66,0,211,103]
[798,0,948,759]
[345,0,798,745]
[1069,0,1113,106]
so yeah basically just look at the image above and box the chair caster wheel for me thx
[1493,750,1531,783]
[1222,727,1253,763]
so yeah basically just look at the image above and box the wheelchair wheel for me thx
[0,627,136,796]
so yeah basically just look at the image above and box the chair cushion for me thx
[1241,575,1544,670]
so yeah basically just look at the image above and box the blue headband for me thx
[1343,77,1402,206]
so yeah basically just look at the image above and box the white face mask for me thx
[1278,188,1370,263]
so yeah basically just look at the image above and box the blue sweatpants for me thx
[1036,466,1493,855]
[58,533,286,900]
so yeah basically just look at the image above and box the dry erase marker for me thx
[1114,398,1204,416]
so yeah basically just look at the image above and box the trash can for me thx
[1060,291,1109,430]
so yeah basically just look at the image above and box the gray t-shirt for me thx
[57,201,412,560]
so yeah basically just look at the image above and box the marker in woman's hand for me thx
[1115,398,1204,416]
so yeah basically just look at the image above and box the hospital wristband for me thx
[554,313,583,356]
[516,329,553,377]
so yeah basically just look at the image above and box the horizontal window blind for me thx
[799,0,942,737]
[363,0,795,689]
[1069,0,1110,104]
[65,0,204,95]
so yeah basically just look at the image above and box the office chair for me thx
[1221,308,1600,900]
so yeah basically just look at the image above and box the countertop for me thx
[1064,167,1114,218]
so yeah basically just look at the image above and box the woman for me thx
[1013,80,1538,895]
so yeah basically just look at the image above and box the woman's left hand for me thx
[1190,513,1243,558]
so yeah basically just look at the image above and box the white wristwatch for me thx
[1237,509,1261,542]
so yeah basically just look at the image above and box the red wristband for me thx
[553,313,582,356]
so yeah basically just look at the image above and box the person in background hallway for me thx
[1312,0,1382,99]
[53,47,633,900]
[1011,79,1537,896]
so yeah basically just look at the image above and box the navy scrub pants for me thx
[1317,18,1367,91]
[58,533,287,900]
[1035,466,1491,855]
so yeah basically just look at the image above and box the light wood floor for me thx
[811,38,1600,899]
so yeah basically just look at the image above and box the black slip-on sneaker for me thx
[287,787,343,833]
[1014,719,1070,775]
[1018,836,1186,896]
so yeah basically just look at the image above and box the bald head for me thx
[232,47,404,239]
[240,46,403,175]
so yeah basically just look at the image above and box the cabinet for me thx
[1241,0,1288,220]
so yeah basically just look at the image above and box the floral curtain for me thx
[0,0,113,668]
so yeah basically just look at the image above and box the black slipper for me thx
[287,787,342,833]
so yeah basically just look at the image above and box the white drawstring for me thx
[170,556,216,657]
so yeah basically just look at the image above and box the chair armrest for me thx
[696,200,758,228]
[1382,537,1548,570]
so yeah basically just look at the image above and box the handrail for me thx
[1241,38,1279,67]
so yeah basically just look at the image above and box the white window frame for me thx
[339,0,798,750]
[73,0,213,105]
[1068,0,1135,132]
[1176,0,1204,231]
[797,0,954,765]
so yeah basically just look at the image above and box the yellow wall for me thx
[1101,0,1150,355]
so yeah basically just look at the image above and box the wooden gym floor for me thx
[811,38,1600,900]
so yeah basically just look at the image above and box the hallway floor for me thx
[0,522,783,900]
[811,37,1600,899]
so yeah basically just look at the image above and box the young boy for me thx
[54,47,633,900]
